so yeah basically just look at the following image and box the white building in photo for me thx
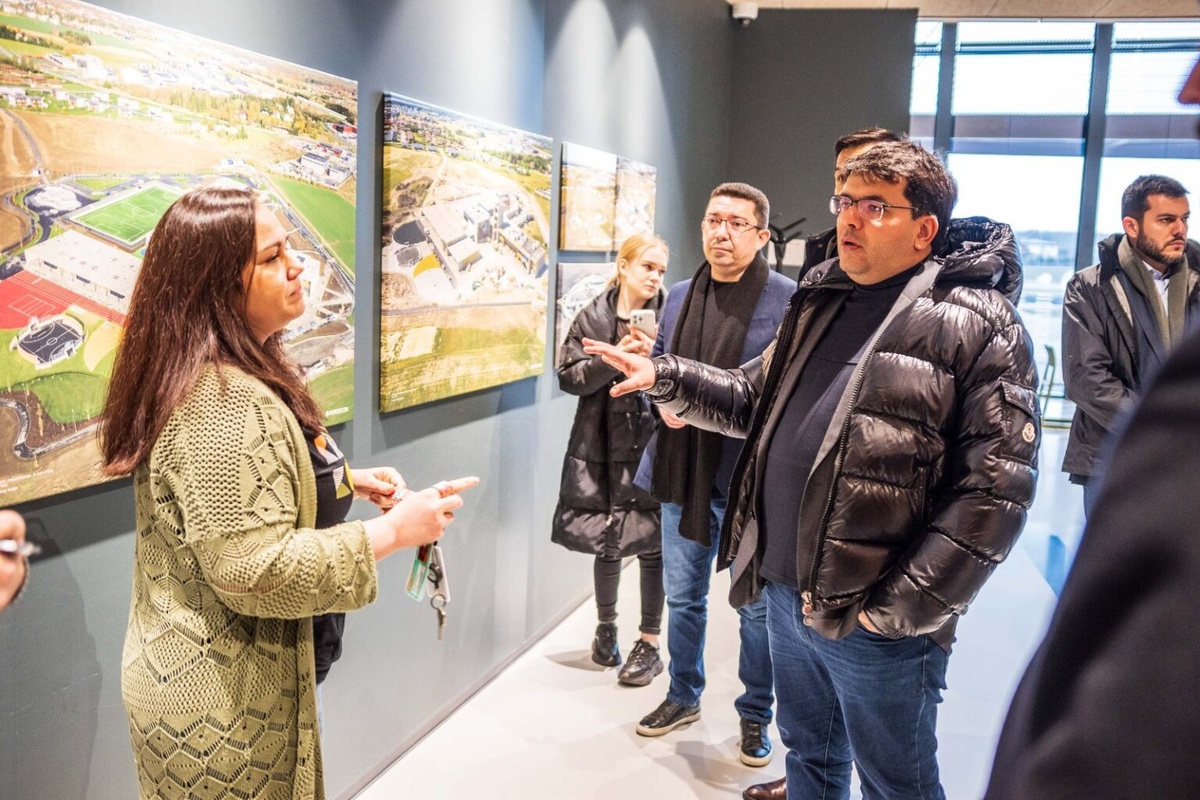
[22,230,139,315]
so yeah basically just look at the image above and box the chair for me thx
[1040,343,1057,410]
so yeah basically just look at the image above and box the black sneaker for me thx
[591,622,621,667]
[636,698,701,737]
[617,639,663,686]
[738,718,772,767]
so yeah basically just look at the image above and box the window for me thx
[910,21,942,146]
[911,20,1200,401]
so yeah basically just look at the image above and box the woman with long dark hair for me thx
[552,232,667,686]
[102,186,475,799]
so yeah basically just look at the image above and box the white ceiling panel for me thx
[736,0,1199,18]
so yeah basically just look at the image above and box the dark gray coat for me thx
[552,287,661,557]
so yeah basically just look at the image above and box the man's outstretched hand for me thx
[582,338,656,397]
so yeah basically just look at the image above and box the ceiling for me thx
[728,0,1200,19]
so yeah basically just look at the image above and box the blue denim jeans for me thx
[764,581,947,800]
[661,499,774,724]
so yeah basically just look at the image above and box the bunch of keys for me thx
[405,543,451,640]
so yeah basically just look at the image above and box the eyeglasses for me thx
[702,215,761,234]
[829,195,919,222]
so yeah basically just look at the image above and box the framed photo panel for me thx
[0,0,357,504]
[558,142,617,253]
[380,92,552,412]
[554,261,614,364]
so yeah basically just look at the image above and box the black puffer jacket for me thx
[647,218,1039,643]
[552,287,661,557]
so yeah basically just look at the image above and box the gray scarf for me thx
[1117,235,1189,347]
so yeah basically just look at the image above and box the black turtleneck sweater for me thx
[760,264,920,588]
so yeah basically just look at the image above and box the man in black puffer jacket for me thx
[584,140,1039,800]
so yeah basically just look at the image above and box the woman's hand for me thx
[352,466,405,510]
[582,338,655,396]
[364,477,480,560]
[659,408,687,429]
[617,327,656,358]
[0,509,29,611]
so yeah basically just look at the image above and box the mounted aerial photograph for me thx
[380,91,552,412]
[0,0,357,503]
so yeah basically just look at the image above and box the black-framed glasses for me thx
[829,194,919,222]
[701,215,761,234]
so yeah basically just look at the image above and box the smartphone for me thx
[630,308,656,336]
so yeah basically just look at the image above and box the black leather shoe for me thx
[738,718,772,766]
[742,776,787,800]
[635,698,700,737]
[617,639,663,686]
[591,622,621,667]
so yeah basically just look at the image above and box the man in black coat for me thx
[1061,175,1200,515]
[983,47,1200,800]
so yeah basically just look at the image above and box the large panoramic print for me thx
[380,92,551,412]
[0,0,357,504]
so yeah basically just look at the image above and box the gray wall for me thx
[728,10,917,252]
[0,1,733,799]
[0,4,921,799]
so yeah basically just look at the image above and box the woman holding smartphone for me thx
[100,186,476,799]
[552,232,668,686]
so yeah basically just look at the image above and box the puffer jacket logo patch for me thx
[1022,422,1036,443]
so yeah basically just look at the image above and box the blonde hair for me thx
[608,232,669,288]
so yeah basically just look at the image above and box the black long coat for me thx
[985,323,1200,799]
[552,286,661,557]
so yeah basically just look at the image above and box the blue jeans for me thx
[661,499,773,724]
[764,581,947,800]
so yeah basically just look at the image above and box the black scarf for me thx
[651,252,769,545]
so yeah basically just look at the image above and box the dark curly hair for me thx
[837,140,958,254]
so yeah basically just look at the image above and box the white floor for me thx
[356,549,1060,800]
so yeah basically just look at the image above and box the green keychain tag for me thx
[405,544,433,600]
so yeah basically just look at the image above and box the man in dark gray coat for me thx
[1061,175,1200,514]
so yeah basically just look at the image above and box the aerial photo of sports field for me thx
[380,92,552,412]
[0,0,358,504]
[559,143,617,252]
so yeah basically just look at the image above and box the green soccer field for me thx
[75,186,180,246]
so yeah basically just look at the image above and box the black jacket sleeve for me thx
[866,308,1040,638]
[557,303,620,397]
[646,353,765,439]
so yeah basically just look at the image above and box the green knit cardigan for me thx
[121,366,378,800]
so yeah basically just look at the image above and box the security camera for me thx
[731,1,758,26]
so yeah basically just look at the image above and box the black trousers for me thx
[594,547,664,636]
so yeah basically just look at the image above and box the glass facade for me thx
[910,20,1200,424]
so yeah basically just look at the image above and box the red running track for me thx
[0,270,127,328]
